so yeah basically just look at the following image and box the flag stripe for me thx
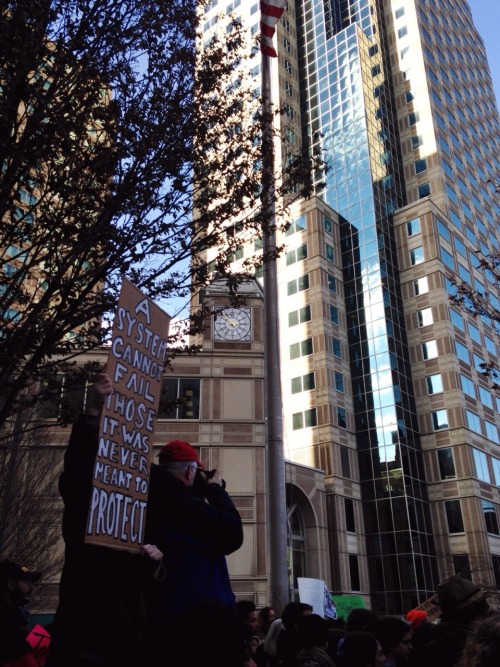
[260,0,287,57]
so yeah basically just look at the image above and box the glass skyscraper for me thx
[201,0,500,613]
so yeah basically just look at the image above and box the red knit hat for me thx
[406,609,428,630]
[158,440,203,467]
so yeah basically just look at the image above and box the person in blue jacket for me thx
[143,438,243,653]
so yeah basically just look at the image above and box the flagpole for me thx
[261,47,289,614]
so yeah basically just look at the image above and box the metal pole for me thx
[261,52,289,614]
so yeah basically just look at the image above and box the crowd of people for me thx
[1,374,500,666]
[233,586,500,667]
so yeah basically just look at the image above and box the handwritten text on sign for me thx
[85,279,170,552]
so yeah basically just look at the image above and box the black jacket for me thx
[144,463,243,619]
[46,415,152,667]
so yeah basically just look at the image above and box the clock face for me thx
[213,307,252,341]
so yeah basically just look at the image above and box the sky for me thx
[468,0,500,105]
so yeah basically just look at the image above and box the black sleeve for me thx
[59,414,100,545]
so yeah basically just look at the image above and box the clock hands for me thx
[222,314,239,327]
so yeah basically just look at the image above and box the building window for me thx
[340,446,351,478]
[408,111,419,127]
[288,305,311,327]
[410,246,425,265]
[466,410,482,435]
[406,217,421,237]
[445,499,465,533]
[485,421,500,444]
[438,448,456,479]
[286,215,306,236]
[479,386,493,409]
[349,555,361,591]
[337,407,347,428]
[412,135,423,149]
[473,449,491,483]
[158,378,201,419]
[415,158,428,174]
[327,273,337,292]
[345,498,356,532]
[418,182,431,198]
[287,273,310,295]
[427,374,443,394]
[414,277,428,295]
[455,340,470,364]
[460,374,476,399]
[286,244,308,266]
[287,499,306,592]
[422,340,438,360]
[485,334,496,355]
[398,26,408,38]
[290,338,313,360]
[334,371,344,393]
[493,458,500,486]
[492,556,500,590]
[468,322,481,344]
[325,243,334,263]
[331,337,341,357]
[482,500,500,535]
[450,309,464,330]
[291,372,315,394]
[292,408,318,430]
[418,307,433,327]
[330,305,339,325]
[432,410,448,430]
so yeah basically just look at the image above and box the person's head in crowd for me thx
[437,575,489,623]
[297,614,329,649]
[405,609,428,632]
[157,440,203,487]
[368,617,413,666]
[281,601,313,631]
[337,631,386,667]
[346,607,379,633]
[0,560,41,610]
[237,600,260,638]
[259,606,277,636]
[456,613,500,667]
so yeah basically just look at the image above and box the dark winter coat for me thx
[144,462,243,620]
[46,415,154,667]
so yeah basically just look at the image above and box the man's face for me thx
[392,632,413,665]
[246,611,261,635]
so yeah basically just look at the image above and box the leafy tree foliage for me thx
[0,0,316,431]
[0,418,65,591]
[451,251,500,389]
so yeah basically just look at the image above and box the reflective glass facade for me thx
[298,0,437,612]
[201,0,500,612]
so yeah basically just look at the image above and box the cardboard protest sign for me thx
[298,577,337,619]
[85,279,170,552]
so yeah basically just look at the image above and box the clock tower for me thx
[201,276,263,352]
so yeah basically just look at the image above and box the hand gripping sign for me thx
[85,279,170,552]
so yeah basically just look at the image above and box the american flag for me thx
[260,0,287,57]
